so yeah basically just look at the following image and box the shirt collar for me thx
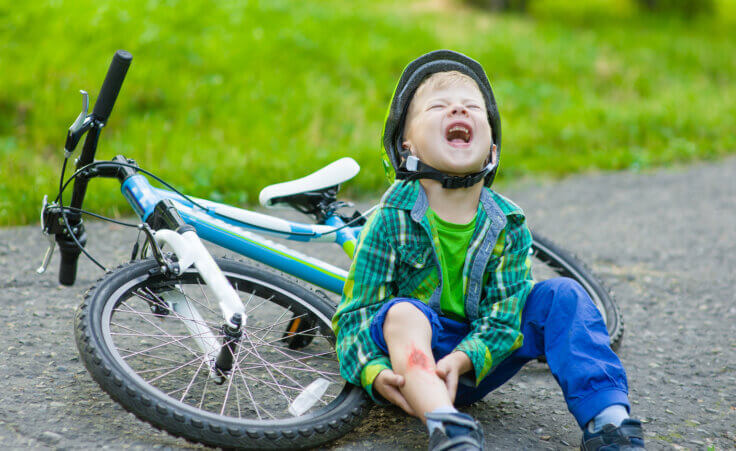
[380,180,524,222]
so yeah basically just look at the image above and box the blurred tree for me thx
[463,0,529,12]
[461,0,716,17]
[635,0,714,17]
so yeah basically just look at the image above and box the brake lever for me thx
[139,223,176,274]
[64,90,94,157]
[37,195,56,274]
[37,236,56,275]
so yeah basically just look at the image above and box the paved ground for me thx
[1,157,734,450]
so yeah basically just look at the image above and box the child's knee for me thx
[547,276,583,294]
[545,277,594,315]
[529,277,589,318]
[383,301,431,335]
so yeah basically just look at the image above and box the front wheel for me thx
[74,258,368,450]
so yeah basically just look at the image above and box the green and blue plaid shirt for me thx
[332,180,534,401]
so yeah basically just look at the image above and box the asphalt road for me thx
[1,157,734,450]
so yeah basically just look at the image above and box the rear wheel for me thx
[74,258,368,450]
[530,232,623,350]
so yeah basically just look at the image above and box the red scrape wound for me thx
[407,344,433,372]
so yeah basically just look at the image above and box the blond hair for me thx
[413,70,481,100]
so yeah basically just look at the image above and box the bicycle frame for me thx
[40,50,368,393]
[121,173,362,295]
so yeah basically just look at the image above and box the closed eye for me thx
[427,104,445,111]
[467,104,482,110]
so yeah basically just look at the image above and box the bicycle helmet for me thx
[381,50,502,188]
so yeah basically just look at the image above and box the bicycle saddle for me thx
[259,157,360,208]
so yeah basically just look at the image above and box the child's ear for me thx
[402,140,416,156]
[484,144,498,166]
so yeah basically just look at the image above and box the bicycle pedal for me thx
[281,315,316,350]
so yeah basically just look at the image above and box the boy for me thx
[332,50,644,450]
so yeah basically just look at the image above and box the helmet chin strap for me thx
[401,158,496,189]
[397,150,499,189]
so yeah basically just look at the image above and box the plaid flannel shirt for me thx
[332,180,534,401]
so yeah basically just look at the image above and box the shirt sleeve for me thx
[332,210,397,401]
[453,216,534,385]
[360,356,392,403]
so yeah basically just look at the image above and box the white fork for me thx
[153,229,247,380]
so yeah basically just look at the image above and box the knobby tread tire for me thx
[531,232,624,350]
[74,258,369,450]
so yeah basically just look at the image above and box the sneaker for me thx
[581,418,646,450]
[426,411,484,451]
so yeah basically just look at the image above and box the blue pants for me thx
[369,277,630,428]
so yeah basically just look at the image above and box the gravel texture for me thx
[1,157,734,450]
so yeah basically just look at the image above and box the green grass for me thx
[1,0,735,225]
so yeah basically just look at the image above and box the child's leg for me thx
[371,299,485,449]
[382,302,453,420]
[526,277,629,428]
[455,277,630,429]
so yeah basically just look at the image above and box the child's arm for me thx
[374,364,414,415]
[332,210,398,401]
[453,216,534,385]
[435,350,473,402]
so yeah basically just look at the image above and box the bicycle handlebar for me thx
[92,50,132,124]
[56,50,132,286]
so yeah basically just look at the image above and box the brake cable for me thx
[54,160,373,239]
[57,157,108,271]
[50,159,375,272]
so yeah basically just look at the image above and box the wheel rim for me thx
[99,268,349,424]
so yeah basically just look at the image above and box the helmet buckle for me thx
[441,173,477,189]
[406,155,420,171]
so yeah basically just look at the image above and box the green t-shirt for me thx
[426,207,478,321]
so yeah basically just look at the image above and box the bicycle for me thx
[38,50,623,450]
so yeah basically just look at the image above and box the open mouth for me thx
[445,122,472,145]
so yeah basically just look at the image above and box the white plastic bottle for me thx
[288,378,331,416]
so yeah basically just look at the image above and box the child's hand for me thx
[435,352,472,403]
[374,369,416,416]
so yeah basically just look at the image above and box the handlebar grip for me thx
[56,222,87,286]
[92,50,133,124]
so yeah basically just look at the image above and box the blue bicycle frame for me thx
[121,173,361,295]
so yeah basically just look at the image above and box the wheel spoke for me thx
[93,262,357,427]
[198,372,211,411]
[175,357,208,402]
[249,332,340,386]
[195,279,217,314]
[135,287,221,329]
[115,347,188,366]
[114,302,204,359]
[232,357,266,420]
[219,338,242,416]
[112,306,221,329]
[233,366,278,419]
[177,280,221,318]
[146,352,207,384]
[241,322,295,406]
[244,298,270,317]
[118,326,222,361]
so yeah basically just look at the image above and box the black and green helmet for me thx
[381,49,502,188]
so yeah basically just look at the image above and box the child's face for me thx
[403,80,493,177]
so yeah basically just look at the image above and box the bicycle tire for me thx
[530,232,624,350]
[74,257,369,450]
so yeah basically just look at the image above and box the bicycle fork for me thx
[153,228,246,384]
